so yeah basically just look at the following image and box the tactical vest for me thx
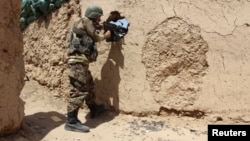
[67,19,98,62]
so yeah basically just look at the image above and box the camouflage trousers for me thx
[67,63,96,112]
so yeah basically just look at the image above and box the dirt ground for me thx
[1,80,210,141]
[1,0,250,140]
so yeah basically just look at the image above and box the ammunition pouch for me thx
[67,30,98,62]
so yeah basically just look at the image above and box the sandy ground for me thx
[1,80,209,141]
[2,0,250,140]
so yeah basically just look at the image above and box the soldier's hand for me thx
[99,23,104,29]
[104,30,111,39]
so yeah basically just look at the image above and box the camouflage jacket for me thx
[67,17,105,64]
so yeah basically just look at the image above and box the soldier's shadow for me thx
[20,111,66,140]
[83,40,124,128]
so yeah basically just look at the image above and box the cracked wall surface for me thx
[166,0,250,119]
[22,0,250,120]
[142,17,208,109]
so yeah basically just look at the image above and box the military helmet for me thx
[85,5,103,19]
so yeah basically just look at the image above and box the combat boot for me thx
[65,110,90,132]
[88,104,105,119]
[74,108,82,124]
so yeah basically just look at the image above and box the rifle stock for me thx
[103,21,128,42]
[103,22,121,32]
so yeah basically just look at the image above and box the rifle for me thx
[103,10,129,42]
[103,22,125,33]
[103,21,128,42]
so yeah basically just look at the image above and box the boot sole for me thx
[64,126,90,133]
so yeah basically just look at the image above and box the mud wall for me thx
[23,0,81,98]
[0,0,25,136]
[142,17,208,109]
[23,0,250,120]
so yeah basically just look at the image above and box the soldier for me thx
[65,5,111,132]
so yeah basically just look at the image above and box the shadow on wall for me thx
[14,111,65,141]
[95,40,124,113]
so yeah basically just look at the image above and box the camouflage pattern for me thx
[66,8,106,114]
[67,63,96,112]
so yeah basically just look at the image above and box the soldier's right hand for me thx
[104,30,111,39]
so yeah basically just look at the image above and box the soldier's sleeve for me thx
[85,21,105,42]
[74,19,87,35]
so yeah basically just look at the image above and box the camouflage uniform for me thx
[65,5,109,133]
[67,17,105,114]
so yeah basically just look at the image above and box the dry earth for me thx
[2,80,209,141]
[1,0,250,140]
